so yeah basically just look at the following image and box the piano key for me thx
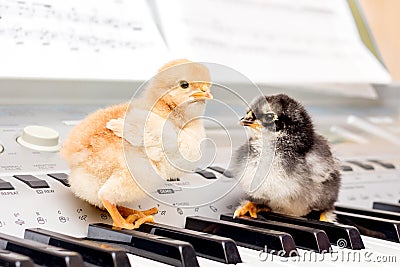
[368,159,396,169]
[257,211,364,249]
[335,204,400,221]
[335,210,400,242]
[207,166,233,178]
[185,216,298,257]
[13,175,49,188]
[87,223,199,267]
[0,249,34,267]
[362,235,400,256]
[47,173,70,186]
[0,178,14,190]
[220,214,332,253]
[346,160,374,170]
[137,222,242,264]
[373,201,400,214]
[24,228,130,267]
[0,232,84,267]
[128,254,175,267]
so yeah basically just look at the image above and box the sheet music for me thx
[155,0,391,84]
[0,0,392,85]
[0,0,168,80]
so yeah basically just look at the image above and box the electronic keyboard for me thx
[1,105,399,266]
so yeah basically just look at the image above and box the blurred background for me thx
[0,0,399,153]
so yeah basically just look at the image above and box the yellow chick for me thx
[61,59,213,229]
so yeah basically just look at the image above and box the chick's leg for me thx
[101,199,135,229]
[234,201,270,218]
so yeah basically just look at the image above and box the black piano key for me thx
[335,210,400,242]
[373,202,400,214]
[346,160,374,170]
[185,216,298,257]
[257,211,364,249]
[0,249,34,267]
[87,223,199,267]
[0,232,84,267]
[13,175,49,188]
[195,169,216,179]
[47,173,70,186]
[368,159,395,169]
[220,214,331,253]
[137,222,241,264]
[207,166,233,178]
[24,228,130,267]
[335,204,400,221]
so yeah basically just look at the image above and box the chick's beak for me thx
[190,84,213,100]
[240,111,262,130]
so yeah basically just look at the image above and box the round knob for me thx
[0,144,3,153]
[17,125,60,152]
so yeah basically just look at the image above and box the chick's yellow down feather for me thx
[61,59,212,229]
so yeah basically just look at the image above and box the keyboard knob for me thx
[17,125,60,152]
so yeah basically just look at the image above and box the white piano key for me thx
[128,253,174,267]
[362,235,400,255]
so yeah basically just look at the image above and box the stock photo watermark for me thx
[258,238,398,263]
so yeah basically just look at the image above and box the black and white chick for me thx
[232,94,341,222]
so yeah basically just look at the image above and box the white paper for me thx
[0,0,392,85]
[155,0,391,84]
[0,0,168,80]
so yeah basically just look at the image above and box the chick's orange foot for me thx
[102,199,158,229]
[233,201,270,219]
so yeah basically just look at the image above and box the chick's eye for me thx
[179,80,189,89]
[264,112,277,122]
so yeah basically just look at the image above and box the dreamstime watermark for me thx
[258,239,398,263]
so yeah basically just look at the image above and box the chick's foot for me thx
[102,199,137,229]
[234,201,270,218]
[117,206,158,217]
[319,210,336,223]
[116,205,158,228]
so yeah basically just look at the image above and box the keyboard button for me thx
[257,211,364,250]
[340,165,353,171]
[0,179,14,190]
[207,166,233,177]
[335,211,400,242]
[185,216,298,257]
[47,173,70,186]
[24,228,130,267]
[0,249,34,267]
[373,202,400,214]
[347,160,374,170]
[220,214,331,253]
[368,160,396,169]
[138,222,242,264]
[195,169,216,179]
[13,175,49,188]
[0,232,84,267]
[87,223,199,267]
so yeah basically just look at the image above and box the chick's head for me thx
[147,59,212,111]
[241,94,313,137]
